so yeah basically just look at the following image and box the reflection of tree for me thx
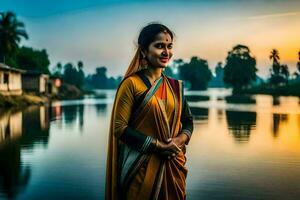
[0,105,51,198]
[62,105,85,131]
[0,140,30,199]
[62,105,78,124]
[272,114,288,138]
[226,111,256,142]
[95,104,107,116]
[272,96,280,106]
[78,104,84,131]
[190,107,208,121]
[21,106,50,147]
[217,109,223,121]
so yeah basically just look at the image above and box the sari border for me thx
[165,74,183,137]
[131,76,163,120]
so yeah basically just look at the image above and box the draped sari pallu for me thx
[106,73,188,200]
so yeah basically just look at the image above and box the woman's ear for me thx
[141,51,146,58]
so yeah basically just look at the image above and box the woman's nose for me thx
[162,49,168,57]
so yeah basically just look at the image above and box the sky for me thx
[1,0,300,78]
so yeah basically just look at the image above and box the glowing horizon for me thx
[1,0,300,78]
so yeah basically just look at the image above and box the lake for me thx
[0,89,300,200]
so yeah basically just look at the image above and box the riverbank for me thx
[0,85,96,108]
[0,93,49,108]
[236,82,300,97]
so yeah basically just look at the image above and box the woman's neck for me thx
[144,67,163,84]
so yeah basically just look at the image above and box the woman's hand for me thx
[171,133,189,149]
[156,139,181,160]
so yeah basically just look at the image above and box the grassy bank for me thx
[0,93,49,108]
[237,82,300,97]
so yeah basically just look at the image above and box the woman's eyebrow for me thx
[154,41,173,45]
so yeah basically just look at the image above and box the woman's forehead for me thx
[153,32,173,43]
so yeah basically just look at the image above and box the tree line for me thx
[1,11,300,93]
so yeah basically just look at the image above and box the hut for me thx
[22,70,49,94]
[0,63,24,96]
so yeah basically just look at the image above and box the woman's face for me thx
[144,32,173,68]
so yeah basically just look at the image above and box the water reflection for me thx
[272,96,280,106]
[95,104,107,116]
[21,106,50,148]
[0,140,30,199]
[0,90,299,200]
[190,107,208,121]
[272,114,288,138]
[226,111,256,143]
[0,106,51,199]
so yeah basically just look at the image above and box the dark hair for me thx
[138,22,174,50]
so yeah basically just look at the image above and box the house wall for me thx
[9,72,22,91]
[39,75,46,93]
[22,75,39,92]
[0,71,22,95]
[0,71,8,91]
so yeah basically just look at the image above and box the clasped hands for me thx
[154,133,188,160]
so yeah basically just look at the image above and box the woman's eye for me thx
[168,45,173,49]
[156,44,163,48]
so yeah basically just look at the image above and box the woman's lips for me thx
[159,58,169,63]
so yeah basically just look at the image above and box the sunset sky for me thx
[1,0,300,78]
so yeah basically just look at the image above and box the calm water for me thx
[0,89,300,200]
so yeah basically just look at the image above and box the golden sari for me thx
[106,72,189,200]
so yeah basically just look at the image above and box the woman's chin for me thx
[159,63,169,68]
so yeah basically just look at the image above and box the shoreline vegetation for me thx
[237,82,300,97]
[0,84,95,108]
[1,11,300,109]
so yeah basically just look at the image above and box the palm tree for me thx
[77,61,83,69]
[280,64,289,80]
[269,49,280,75]
[0,11,28,63]
[297,51,300,74]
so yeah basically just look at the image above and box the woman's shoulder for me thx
[118,73,144,91]
[121,74,141,85]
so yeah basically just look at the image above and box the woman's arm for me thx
[180,97,194,145]
[114,77,181,157]
[113,77,155,153]
[172,93,194,149]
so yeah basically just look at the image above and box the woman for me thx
[106,23,193,200]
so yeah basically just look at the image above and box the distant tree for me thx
[85,66,120,89]
[178,56,212,90]
[76,61,85,89]
[166,59,183,79]
[163,67,174,77]
[223,44,257,91]
[280,64,289,81]
[215,62,224,80]
[209,62,225,88]
[269,49,280,75]
[53,62,63,77]
[297,51,300,76]
[7,46,50,73]
[0,11,28,63]
[92,67,108,88]
[63,63,77,85]
[269,49,289,85]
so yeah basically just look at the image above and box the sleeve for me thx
[113,78,155,153]
[180,88,194,145]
